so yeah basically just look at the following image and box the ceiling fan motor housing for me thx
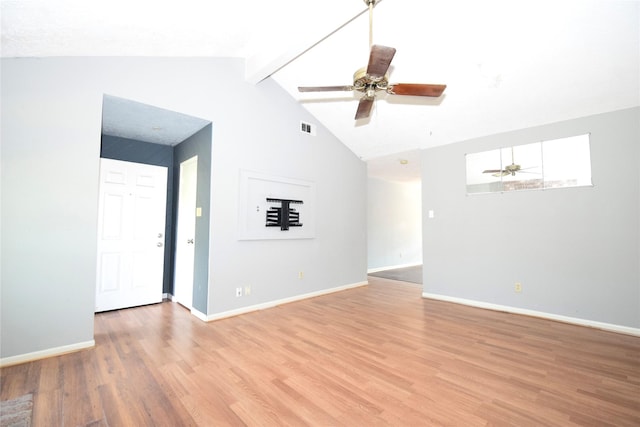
[353,67,389,94]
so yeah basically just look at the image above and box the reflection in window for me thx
[466,134,592,194]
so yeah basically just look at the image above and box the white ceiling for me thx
[2,0,639,182]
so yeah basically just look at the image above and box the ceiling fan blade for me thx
[298,85,354,92]
[482,169,514,177]
[387,83,446,97]
[518,166,540,171]
[355,97,374,120]
[366,45,396,79]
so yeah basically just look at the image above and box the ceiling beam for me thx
[244,2,376,84]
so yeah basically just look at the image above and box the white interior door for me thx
[173,156,198,308]
[96,158,168,312]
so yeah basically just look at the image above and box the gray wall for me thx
[206,77,367,314]
[422,107,640,328]
[367,178,422,271]
[0,57,367,360]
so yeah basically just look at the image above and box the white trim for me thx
[367,263,421,274]
[0,340,95,368]
[190,307,208,322]
[200,281,369,322]
[422,292,640,337]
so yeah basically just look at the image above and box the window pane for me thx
[543,134,592,189]
[465,134,592,195]
[466,149,502,194]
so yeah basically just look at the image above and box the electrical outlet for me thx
[298,271,304,279]
[515,282,522,293]
[236,287,242,297]
[244,286,251,296]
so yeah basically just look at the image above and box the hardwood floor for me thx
[2,277,639,426]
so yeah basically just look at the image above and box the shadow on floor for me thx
[368,265,422,284]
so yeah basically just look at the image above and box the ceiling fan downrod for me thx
[364,0,379,50]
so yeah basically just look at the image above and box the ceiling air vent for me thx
[300,121,316,136]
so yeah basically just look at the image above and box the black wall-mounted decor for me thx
[238,170,315,240]
[266,198,303,231]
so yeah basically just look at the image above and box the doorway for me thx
[173,155,198,308]
[99,94,212,314]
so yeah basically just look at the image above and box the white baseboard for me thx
[368,262,421,274]
[200,281,369,322]
[0,340,95,368]
[165,293,208,320]
[190,307,208,322]
[422,292,640,337]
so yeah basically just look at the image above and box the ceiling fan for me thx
[483,147,538,177]
[297,0,447,120]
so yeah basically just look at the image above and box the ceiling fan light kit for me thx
[297,0,447,121]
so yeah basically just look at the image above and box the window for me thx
[465,134,592,194]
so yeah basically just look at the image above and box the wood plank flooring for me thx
[2,277,639,426]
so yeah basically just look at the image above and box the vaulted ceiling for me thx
[2,0,639,181]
